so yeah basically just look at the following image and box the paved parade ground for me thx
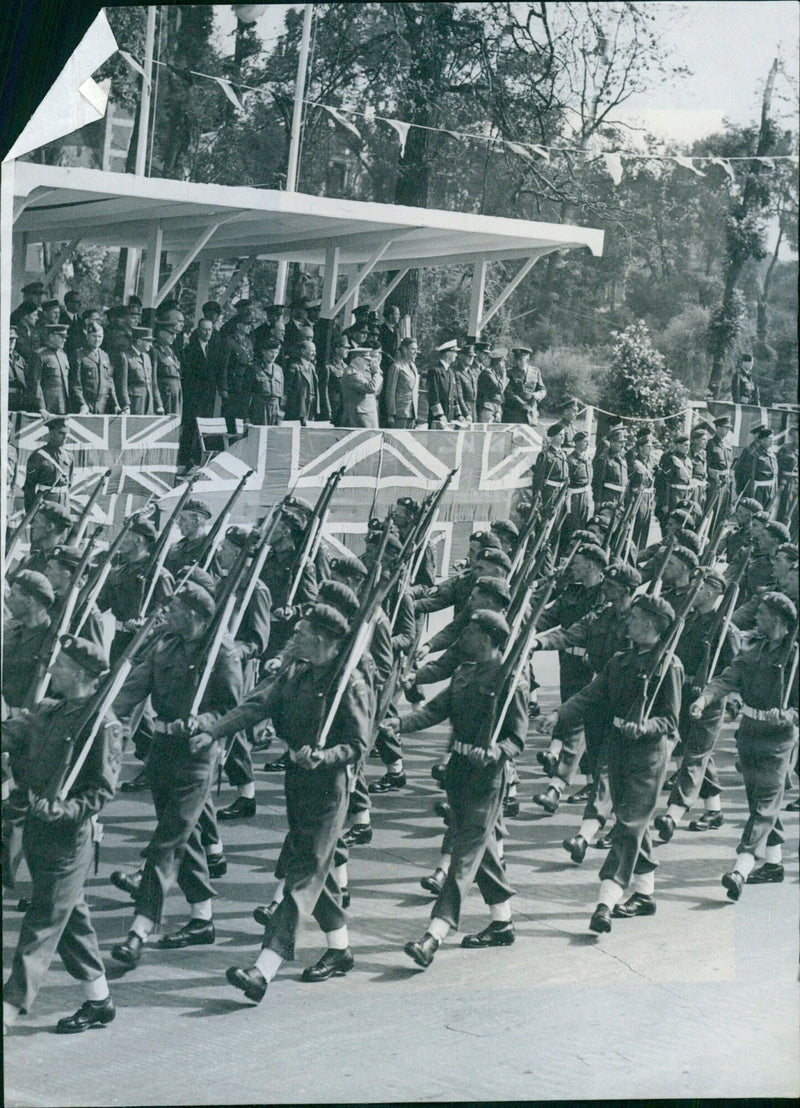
[3,656,798,1106]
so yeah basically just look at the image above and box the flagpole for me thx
[274,1,314,305]
[123,4,157,298]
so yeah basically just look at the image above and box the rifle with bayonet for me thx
[6,491,47,563]
[284,468,345,608]
[694,551,750,690]
[390,467,458,631]
[66,468,112,546]
[139,474,201,617]
[197,469,255,573]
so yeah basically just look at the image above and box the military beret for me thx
[472,576,511,606]
[173,581,215,618]
[182,498,212,519]
[470,530,502,550]
[571,530,602,547]
[281,494,314,519]
[13,569,55,607]
[714,415,732,429]
[469,608,511,647]
[672,545,699,569]
[547,421,567,438]
[130,517,158,543]
[700,569,727,592]
[476,548,512,572]
[42,299,60,311]
[763,521,791,543]
[202,301,222,314]
[22,281,44,294]
[46,324,69,335]
[633,594,675,627]
[572,431,588,444]
[330,553,368,581]
[576,543,609,568]
[752,509,769,523]
[512,346,532,356]
[39,502,72,526]
[186,567,217,595]
[754,426,774,439]
[676,529,702,555]
[669,509,696,530]
[280,511,306,537]
[367,516,384,532]
[604,562,642,591]
[488,346,508,360]
[59,634,109,677]
[318,580,360,621]
[46,544,88,571]
[225,524,258,550]
[396,496,421,515]
[132,326,153,340]
[777,543,799,562]
[306,603,349,639]
[758,591,797,626]
[491,519,519,541]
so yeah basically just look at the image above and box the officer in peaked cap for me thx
[22,415,74,513]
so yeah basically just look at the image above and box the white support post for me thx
[320,245,340,319]
[219,256,257,309]
[42,237,81,287]
[584,404,595,448]
[478,254,541,331]
[468,257,487,338]
[153,220,229,308]
[11,231,27,298]
[195,254,212,323]
[330,241,392,319]
[141,222,163,309]
[370,266,410,313]
[343,270,359,329]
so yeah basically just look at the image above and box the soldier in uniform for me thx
[591,425,628,519]
[218,314,254,435]
[690,591,797,898]
[654,432,693,528]
[110,583,243,965]
[151,324,183,415]
[414,546,511,621]
[531,421,570,508]
[559,430,593,556]
[215,605,371,1002]
[113,326,162,414]
[654,571,740,842]
[30,323,72,416]
[2,571,55,709]
[398,611,528,968]
[164,498,215,578]
[69,321,120,414]
[35,299,62,350]
[625,429,655,552]
[501,346,546,426]
[2,636,123,1036]
[731,352,759,405]
[689,422,713,511]
[248,337,285,425]
[43,544,105,651]
[10,280,45,328]
[12,301,42,368]
[776,423,798,528]
[452,340,478,423]
[8,326,32,412]
[427,339,458,428]
[476,346,507,424]
[22,417,74,513]
[706,415,734,498]
[735,425,778,509]
[549,594,682,931]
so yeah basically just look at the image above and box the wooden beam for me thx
[153,219,232,308]
[330,240,392,318]
[42,237,81,286]
[319,245,340,319]
[467,257,487,338]
[13,188,58,223]
[141,222,163,308]
[369,267,410,312]
[478,254,543,331]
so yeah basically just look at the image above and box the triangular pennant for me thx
[118,48,147,81]
[506,140,536,164]
[531,144,550,163]
[756,156,775,168]
[602,152,624,185]
[214,76,244,112]
[675,156,706,177]
[710,157,735,183]
[325,106,362,143]
[386,117,411,156]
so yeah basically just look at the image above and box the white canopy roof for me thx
[12,160,604,269]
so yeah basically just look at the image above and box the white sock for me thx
[598,878,624,909]
[3,1001,21,1028]
[733,851,756,878]
[428,917,450,942]
[765,845,782,865]
[705,794,722,812]
[325,926,348,950]
[271,879,286,904]
[549,739,563,758]
[334,864,348,889]
[578,818,601,843]
[438,854,451,873]
[632,871,655,897]
[547,779,563,794]
[190,899,213,921]
[131,914,154,941]
[255,947,283,981]
[497,839,504,861]
[388,760,403,775]
[506,784,517,798]
[666,803,686,823]
[239,782,255,800]
[206,841,224,856]
[490,901,512,922]
[352,811,371,826]
[83,974,110,1002]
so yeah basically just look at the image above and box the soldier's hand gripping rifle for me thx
[23,529,104,709]
[284,467,345,608]
[314,519,395,750]
[390,467,458,630]
[66,468,112,546]
[6,491,47,562]
[506,483,571,637]
[197,469,255,573]
[139,473,201,618]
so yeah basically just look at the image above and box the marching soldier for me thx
[110,583,243,965]
[22,418,74,513]
[690,592,797,898]
[2,636,123,1036]
[2,571,55,709]
[164,498,215,577]
[43,544,105,650]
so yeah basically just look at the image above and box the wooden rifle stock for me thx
[198,469,254,572]
[139,475,201,616]
[7,491,47,562]
[285,468,344,608]
[67,468,111,545]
